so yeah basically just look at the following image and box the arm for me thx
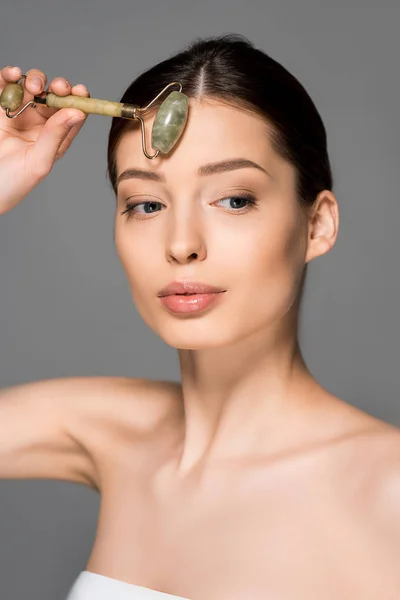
[0,377,106,490]
[0,376,180,492]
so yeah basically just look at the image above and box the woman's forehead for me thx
[115,99,279,177]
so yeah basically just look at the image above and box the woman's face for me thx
[114,98,309,349]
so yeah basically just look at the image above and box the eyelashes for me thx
[120,193,259,221]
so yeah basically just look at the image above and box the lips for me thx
[157,281,225,297]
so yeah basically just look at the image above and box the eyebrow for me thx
[116,158,271,186]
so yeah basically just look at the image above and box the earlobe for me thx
[304,190,339,264]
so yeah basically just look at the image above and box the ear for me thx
[305,190,339,264]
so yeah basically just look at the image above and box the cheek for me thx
[228,212,306,318]
[115,224,164,314]
[222,213,302,280]
[115,226,148,283]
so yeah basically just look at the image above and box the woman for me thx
[1,34,399,599]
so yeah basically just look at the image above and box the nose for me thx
[165,213,206,264]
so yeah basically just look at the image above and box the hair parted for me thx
[107,33,333,213]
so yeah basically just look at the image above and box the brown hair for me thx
[107,33,333,213]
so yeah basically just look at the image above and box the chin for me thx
[153,319,236,350]
[163,337,230,351]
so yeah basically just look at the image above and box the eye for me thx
[119,192,259,221]
[214,193,258,212]
[120,200,164,220]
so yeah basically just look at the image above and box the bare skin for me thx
[79,381,400,600]
[0,67,399,599]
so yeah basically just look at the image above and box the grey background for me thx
[0,0,399,597]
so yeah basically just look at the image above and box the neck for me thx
[174,323,321,477]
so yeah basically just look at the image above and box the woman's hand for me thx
[0,66,89,215]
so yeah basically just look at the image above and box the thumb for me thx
[31,109,85,174]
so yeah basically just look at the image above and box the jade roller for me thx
[0,74,189,159]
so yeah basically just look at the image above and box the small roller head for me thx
[151,91,189,154]
[0,82,25,112]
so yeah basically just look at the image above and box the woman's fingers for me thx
[24,68,48,96]
[47,76,73,96]
[54,83,90,159]
[0,65,90,214]
[0,65,23,86]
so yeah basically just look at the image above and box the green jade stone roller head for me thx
[0,75,189,159]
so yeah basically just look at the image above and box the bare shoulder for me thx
[61,376,182,434]
[361,420,400,524]
[335,409,400,547]
[315,394,400,506]
[358,422,400,559]
[0,376,181,491]
[61,376,183,487]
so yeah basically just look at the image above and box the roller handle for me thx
[0,82,137,119]
[34,93,137,119]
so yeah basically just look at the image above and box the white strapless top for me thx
[66,571,190,600]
